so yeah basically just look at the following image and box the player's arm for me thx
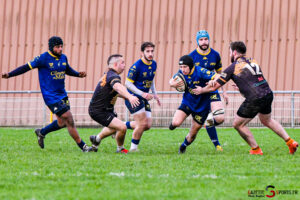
[113,81,139,108]
[1,63,32,79]
[150,81,161,106]
[65,64,86,78]
[125,79,153,101]
[193,64,234,95]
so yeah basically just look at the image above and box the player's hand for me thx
[142,93,153,101]
[79,71,87,78]
[1,73,9,79]
[129,95,140,108]
[169,78,184,88]
[191,86,203,95]
[207,80,216,87]
[222,91,229,105]
[154,94,161,106]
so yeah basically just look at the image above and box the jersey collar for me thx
[188,66,195,75]
[48,50,59,59]
[141,57,152,65]
[196,47,211,56]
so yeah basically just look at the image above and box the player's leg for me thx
[169,109,188,130]
[234,99,263,155]
[178,110,207,154]
[259,113,298,154]
[179,119,202,154]
[34,97,68,149]
[130,110,148,151]
[205,94,225,150]
[58,110,90,152]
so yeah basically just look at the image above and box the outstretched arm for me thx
[192,80,222,95]
[65,65,86,78]
[1,64,31,78]
[113,82,140,108]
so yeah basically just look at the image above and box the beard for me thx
[144,54,153,62]
[199,44,209,51]
[231,55,235,63]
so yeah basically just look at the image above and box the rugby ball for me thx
[173,73,187,92]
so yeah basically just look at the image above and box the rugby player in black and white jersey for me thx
[88,54,140,153]
[193,41,298,155]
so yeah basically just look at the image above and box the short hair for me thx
[141,42,155,52]
[107,54,123,65]
[230,41,247,54]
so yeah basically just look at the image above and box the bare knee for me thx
[214,115,225,124]
[233,121,241,130]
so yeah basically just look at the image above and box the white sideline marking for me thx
[109,172,125,177]
[202,174,218,179]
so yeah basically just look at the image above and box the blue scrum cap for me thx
[48,36,63,52]
[196,30,210,46]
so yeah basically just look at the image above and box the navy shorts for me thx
[178,104,209,125]
[47,97,70,117]
[125,96,151,114]
[210,92,221,102]
[237,92,273,118]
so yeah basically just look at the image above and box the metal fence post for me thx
[291,92,295,128]
[43,103,47,126]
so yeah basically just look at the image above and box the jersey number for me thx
[244,63,262,75]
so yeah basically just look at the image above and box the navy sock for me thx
[126,121,132,129]
[131,139,140,145]
[181,137,191,149]
[77,140,86,150]
[40,120,62,136]
[206,126,220,147]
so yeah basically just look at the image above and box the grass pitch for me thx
[0,127,299,200]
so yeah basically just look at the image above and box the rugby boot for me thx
[178,145,186,154]
[286,139,298,155]
[35,129,45,149]
[249,147,263,155]
[216,145,223,152]
[116,148,129,154]
[89,135,100,152]
[82,144,93,152]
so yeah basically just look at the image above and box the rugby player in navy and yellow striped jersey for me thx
[169,55,217,154]
[1,36,91,152]
[124,42,161,152]
[195,41,298,155]
[189,30,227,151]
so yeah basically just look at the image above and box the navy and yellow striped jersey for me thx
[189,48,222,72]
[181,66,216,113]
[28,51,76,105]
[126,58,157,94]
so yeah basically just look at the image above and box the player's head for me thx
[107,54,125,74]
[196,30,210,51]
[48,36,63,56]
[141,42,155,62]
[179,55,194,75]
[229,41,247,63]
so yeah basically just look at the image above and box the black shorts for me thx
[47,97,70,117]
[237,92,273,118]
[125,96,151,114]
[89,109,117,127]
[178,104,209,125]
